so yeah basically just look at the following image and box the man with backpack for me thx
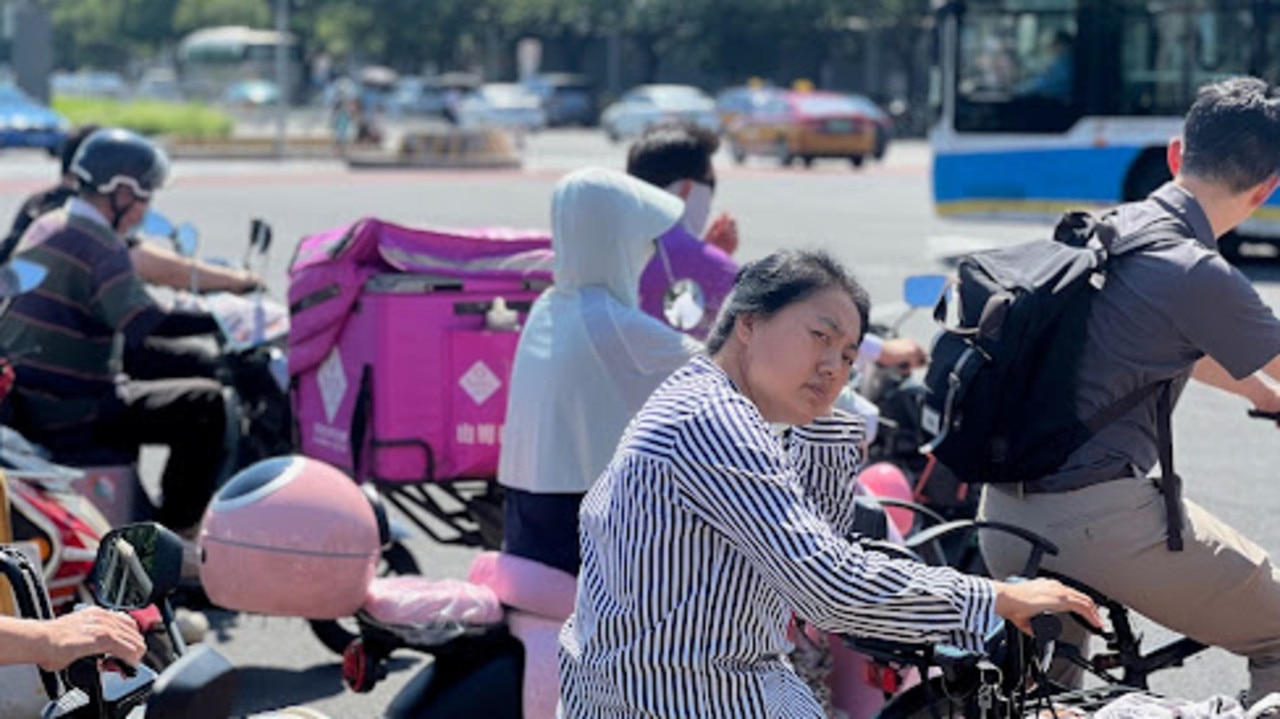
[974,77,1280,703]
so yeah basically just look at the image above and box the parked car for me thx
[455,83,547,132]
[725,90,882,168]
[599,84,721,143]
[714,83,781,128]
[51,70,128,99]
[136,67,184,101]
[0,84,69,155]
[844,93,894,160]
[387,76,447,117]
[523,73,597,126]
[222,79,280,107]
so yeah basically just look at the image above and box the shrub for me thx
[52,96,234,138]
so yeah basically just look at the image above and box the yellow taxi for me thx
[725,89,881,168]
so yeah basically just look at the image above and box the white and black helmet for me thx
[70,128,169,199]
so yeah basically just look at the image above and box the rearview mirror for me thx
[0,258,47,298]
[92,523,184,610]
[140,211,176,240]
[173,224,199,259]
[663,279,706,331]
[250,219,273,255]
[903,274,948,309]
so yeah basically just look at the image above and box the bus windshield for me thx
[176,26,300,102]
[951,0,1272,132]
[932,0,1280,237]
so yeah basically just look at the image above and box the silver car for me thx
[600,84,721,143]
[456,83,548,132]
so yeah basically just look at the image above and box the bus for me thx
[931,0,1280,246]
[175,25,302,103]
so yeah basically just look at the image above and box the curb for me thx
[346,128,521,170]
[160,135,341,160]
[158,128,522,168]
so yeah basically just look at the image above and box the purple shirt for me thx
[638,223,738,341]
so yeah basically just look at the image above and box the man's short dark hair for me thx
[59,124,101,177]
[626,121,720,189]
[1181,76,1280,193]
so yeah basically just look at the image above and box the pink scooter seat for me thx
[466,551,576,621]
[362,576,504,629]
[466,552,578,719]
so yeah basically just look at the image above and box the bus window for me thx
[1119,1,1256,116]
[953,0,1080,133]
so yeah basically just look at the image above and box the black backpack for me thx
[919,210,1186,549]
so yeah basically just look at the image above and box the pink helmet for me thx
[199,456,386,619]
[856,462,915,538]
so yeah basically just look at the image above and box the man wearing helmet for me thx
[0,128,229,534]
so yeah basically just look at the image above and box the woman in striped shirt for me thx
[559,249,1099,718]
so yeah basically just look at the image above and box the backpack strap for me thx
[1080,379,1182,551]
[1154,381,1183,551]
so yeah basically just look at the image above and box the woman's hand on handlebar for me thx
[36,607,146,671]
[991,578,1101,636]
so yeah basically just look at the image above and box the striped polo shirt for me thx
[0,199,164,431]
[559,355,999,718]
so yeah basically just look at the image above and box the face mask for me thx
[667,180,714,237]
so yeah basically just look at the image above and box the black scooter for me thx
[1,522,237,718]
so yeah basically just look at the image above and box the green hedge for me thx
[52,96,234,139]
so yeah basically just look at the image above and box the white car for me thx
[455,83,547,132]
[600,84,721,143]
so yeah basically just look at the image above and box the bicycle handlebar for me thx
[1249,409,1280,422]
[906,519,1060,575]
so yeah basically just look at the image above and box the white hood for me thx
[550,167,684,306]
[499,167,701,496]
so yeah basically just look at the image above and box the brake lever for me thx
[99,655,137,679]
[1248,409,1280,422]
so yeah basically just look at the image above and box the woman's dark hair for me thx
[705,249,870,355]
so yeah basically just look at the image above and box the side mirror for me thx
[173,224,199,259]
[91,523,184,610]
[0,258,47,298]
[140,211,176,240]
[903,274,948,309]
[250,219,273,255]
[663,279,706,331]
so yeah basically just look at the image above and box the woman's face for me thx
[737,286,862,425]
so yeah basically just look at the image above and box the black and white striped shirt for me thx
[559,355,999,718]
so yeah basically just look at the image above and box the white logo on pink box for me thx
[459,360,501,406]
[318,347,348,422]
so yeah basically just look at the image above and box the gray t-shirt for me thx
[1028,183,1280,493]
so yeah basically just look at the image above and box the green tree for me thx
[173,0,272,35]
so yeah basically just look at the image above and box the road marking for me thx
[0,160,926,195]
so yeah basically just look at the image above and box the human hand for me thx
[37,607,146,671]
[876,337,928,370]
[704,212,739,256]
[992,578,1101,635]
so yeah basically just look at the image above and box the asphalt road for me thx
[3,130,1280,717]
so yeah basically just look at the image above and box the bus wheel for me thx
[802,156,815,168]
[850,156,865,168]
[1124,151,1172,201]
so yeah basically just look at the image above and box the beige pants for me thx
[979,478,1280,703]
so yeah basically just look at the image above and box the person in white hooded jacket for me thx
[498,167,703,576]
